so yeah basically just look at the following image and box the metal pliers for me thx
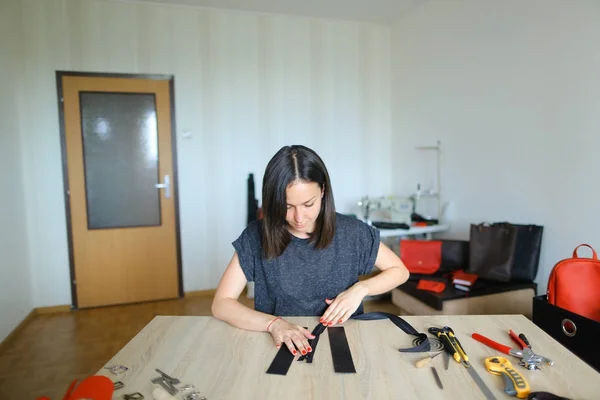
[472,330,554,370]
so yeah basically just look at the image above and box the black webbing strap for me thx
[305,334,319,363]
[267,323,326,374]
[267,312,430,375]
[327,327,356,373]
[297,323,326,363]
[350,311,431,353]
[266,344,295,375]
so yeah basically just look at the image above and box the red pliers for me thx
[472,330,554,371]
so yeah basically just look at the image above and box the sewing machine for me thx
[357,196,413,225]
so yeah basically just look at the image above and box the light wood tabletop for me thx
[97,315,600,399]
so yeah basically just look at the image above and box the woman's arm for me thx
[357,242,410,296]
[320,242,409,326]
[211,252,275,332]
[211,252,315,354]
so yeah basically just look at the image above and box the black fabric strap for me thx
[266,344,295,375]
[297,323,326,363]
[350,312,431,353]
[305,333,319,363]
[328,327,356,373]
[269,311,430,375]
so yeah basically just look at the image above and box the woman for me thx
[212,145,410,356]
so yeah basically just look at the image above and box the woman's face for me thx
[285,180,323,237]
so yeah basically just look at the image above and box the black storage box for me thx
[532,294,600,372]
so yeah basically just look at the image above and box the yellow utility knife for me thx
[446,327,469,363]
[485,357,531,399]
[431,326,497,400]
[428,327,461,363]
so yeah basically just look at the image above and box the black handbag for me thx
[510,224,544,282]
[467,223,517,282]
[439,240,469,273]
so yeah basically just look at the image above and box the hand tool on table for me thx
[104,364,129,375]
[416,352,444,389]
[429,327,460,363]
[429,326,497,400]
[123,393,144,400]
[431,366,444,390]
[151,369,181,395]
[485,356,531,399]
[519,333,531,348]
[415,351,442,368]
[472,330,554,371]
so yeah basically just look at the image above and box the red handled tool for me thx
[472,330,554,371]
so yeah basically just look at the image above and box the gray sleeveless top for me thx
[232,213,380,316]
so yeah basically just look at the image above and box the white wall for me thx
[0,1,33,341]
[15,0,392,307]
[392,0,600,291]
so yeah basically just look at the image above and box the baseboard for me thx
[0,309,36,356]
[184,289,217,298]
[36,305,72,314]
[184,287,247,298]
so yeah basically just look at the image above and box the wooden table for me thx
[98,315,600,399]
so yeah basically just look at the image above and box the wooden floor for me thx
[0,294,401,400]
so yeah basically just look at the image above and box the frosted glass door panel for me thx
[79,92,161,229]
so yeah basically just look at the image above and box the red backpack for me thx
[547,244,600,322]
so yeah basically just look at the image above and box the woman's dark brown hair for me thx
[261,145,336,259]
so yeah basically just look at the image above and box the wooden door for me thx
[57,72,182,308]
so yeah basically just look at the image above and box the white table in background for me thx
[377,224,449,239]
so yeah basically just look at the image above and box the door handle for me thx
[155,174,171,199]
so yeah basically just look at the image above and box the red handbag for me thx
[547,244,600,322]
[399,240,442,274]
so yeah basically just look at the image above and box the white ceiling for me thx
[118,0,428,24]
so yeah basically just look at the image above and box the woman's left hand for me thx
[320,283,369,327]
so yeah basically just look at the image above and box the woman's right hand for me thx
[268,318,315,356]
